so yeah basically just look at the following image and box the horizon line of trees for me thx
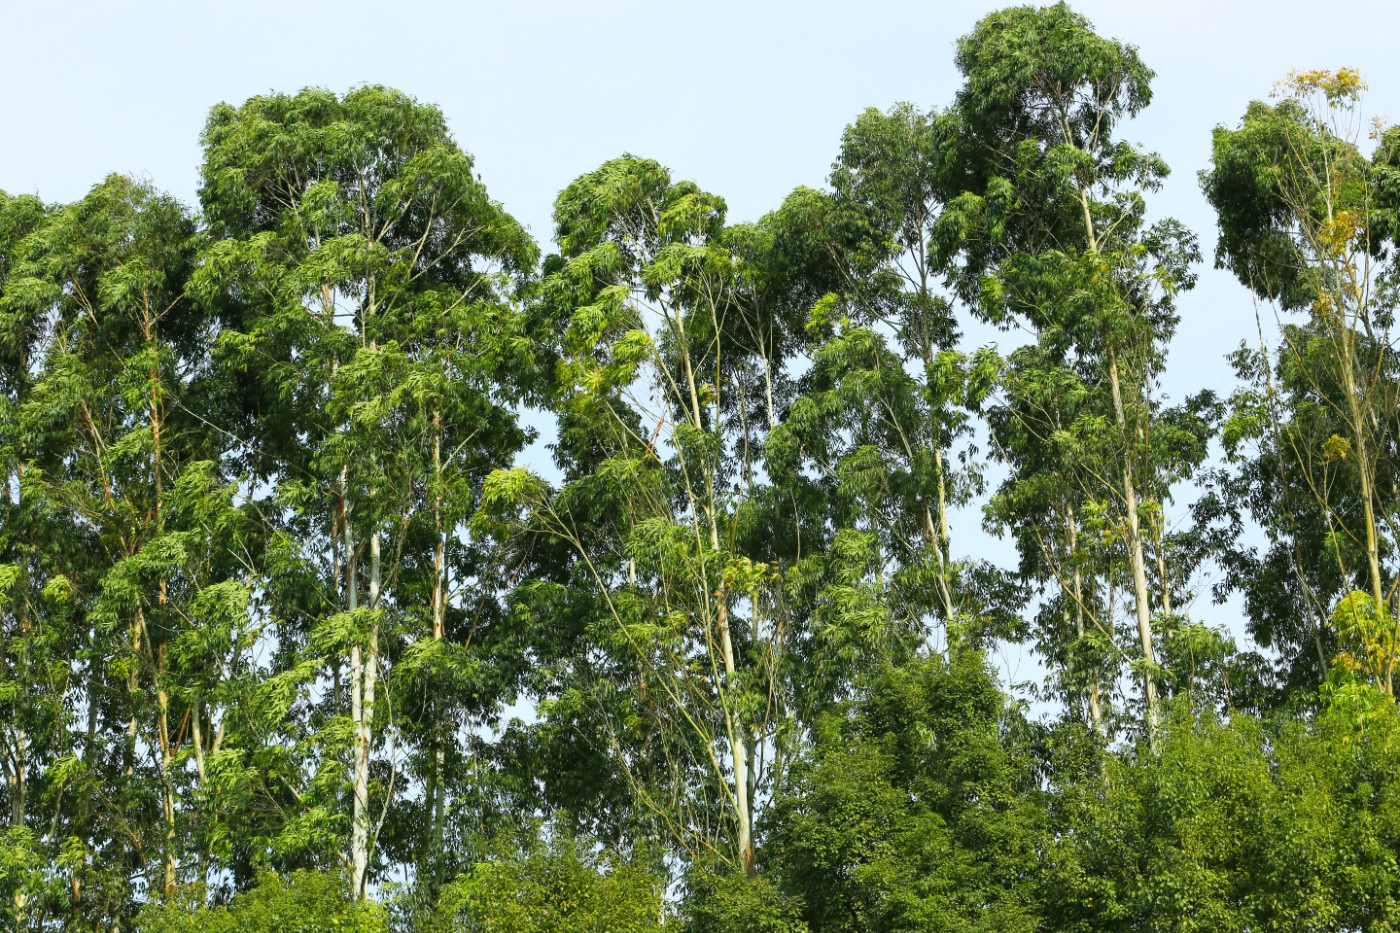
[7,4,1400,930]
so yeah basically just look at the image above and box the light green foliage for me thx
[1203,73,1400,698]
[137,872,386,933]
[770,97,1010,653]
[427,835,672,933]
[480,153,833,872]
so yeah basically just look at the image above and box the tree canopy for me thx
[5,5,1400,931]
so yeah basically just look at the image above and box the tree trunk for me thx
[7,730,23,828]
[1341,345,1390,692]
[1109,355,1160,733]
[360,531,381,898]
[428,412,447,888]
[1067,505,1102,734]
[347,492,369,900]
[717,601,753,873]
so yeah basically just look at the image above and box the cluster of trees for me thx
[6,3,1400,929]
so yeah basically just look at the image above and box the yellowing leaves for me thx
[1317,209,1360,252]
[1320,434,1352,463]
[1277,68,1367,107]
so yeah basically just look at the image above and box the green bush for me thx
[137,871,386,933]
[426,834,673,933]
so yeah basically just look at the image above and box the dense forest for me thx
[6,3,1400,930]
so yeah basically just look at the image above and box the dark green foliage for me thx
[759,654,1045,933]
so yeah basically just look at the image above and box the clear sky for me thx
[6,0,1398,390]
[4,0,1396,685]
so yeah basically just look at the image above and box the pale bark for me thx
[428,413,447,881]
[1109,355,1160,732]
[1077,169,1160,734]
[347,490,369,900]
[1067,505,1103,734]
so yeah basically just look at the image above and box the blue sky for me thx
[4,0,1396,687]
[5,0,1397,395]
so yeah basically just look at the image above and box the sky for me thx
[4,0,1398,689]
[5,0,1398,394]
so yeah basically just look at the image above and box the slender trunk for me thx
[934,449,954,621]
[1067,505,1102,733]
[1342,347,1390,691]
[362,532,381,893]
[8,614,27,828]
[7,730,23,828]
[427,411,447,888]
[157,665,175,899]
[126,615,140,777]
[1155,526,1174,620]
[146,305,178,898]
[347,488,369,900]
[1079,171,1158,734]
[676,302,751,871]
[9,466,28,829]
[717,600,752,873]
[192,690,210,891]
[1108,352,1159,734]
[922,504,956,635]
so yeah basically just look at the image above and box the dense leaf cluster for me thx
[6,3,1400,930]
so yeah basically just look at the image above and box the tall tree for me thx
[482,155,828,875]
[1203,69,1400,696]
[770,103,1008,658]
[0,188,48,839]
[196,85,537,898]
[942,2,1201,732]
[2,174,249,923]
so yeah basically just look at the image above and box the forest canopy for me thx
[6,3,1400,931]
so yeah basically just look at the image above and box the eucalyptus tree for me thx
[768,103,1007,658]
[196,86,537,898]
[1203,69,1400,696]
[0,188,57,930]
[1,174,253,924]
[0,189,48,838]
[984,344,1118,730]
[941,2,1203,731]
[480,155,825,875]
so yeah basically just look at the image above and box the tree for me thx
[1203,69,1400,696]
[761,653,1046,933]
[481,155,825,875]
[769,102,1008,659]
[1,174,254,923]
[137,871,386,933]
[0,188,48,836]
[943,2,1202,732]
[427,833,673,933]
[196,85,537,898]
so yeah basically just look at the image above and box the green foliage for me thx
[761,654,1046,933]
[1041,699,1400,931]
[1202,69,1400,698]
[137,872,386,933]
[13,8,1400,931]
[683,869,808,933]
[426,835,672,933]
